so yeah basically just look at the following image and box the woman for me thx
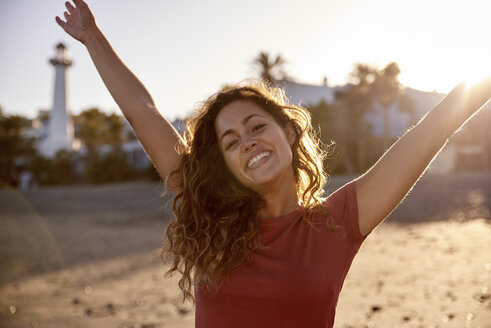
[56,1,491,327]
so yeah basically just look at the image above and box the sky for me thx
[1,0,490,121]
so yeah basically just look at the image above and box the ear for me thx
[284,122,296,146]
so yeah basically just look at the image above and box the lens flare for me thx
[464,75,486,88]
[460,68,490,88]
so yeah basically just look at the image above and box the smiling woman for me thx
[215,100,297,197]
[162,83,366,327]
[163,83,330,303]
[55,0,490,327]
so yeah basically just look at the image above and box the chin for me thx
[243,170,286,191]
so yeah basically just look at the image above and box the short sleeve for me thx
[324,180,366,243]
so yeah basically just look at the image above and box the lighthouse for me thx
[39,42,74,157]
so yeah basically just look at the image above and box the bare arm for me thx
[355,77,491,236]
[56,0,183,192]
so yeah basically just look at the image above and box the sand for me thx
[1,173,490,328]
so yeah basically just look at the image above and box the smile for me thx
[247,151,272,169]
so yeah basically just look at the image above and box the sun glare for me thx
[461,70,490,88]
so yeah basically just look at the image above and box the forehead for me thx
[214,100,273,135]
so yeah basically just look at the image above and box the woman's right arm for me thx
[56,0,183,192]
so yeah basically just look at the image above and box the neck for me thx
[257,173,298,218]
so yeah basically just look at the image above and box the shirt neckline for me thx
[259,207,303,225]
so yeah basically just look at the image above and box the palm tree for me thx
[338,62,413,171]
[252,51,290,83]
[349,63,379,87]
[372,62,413,149]
[336,64,379,172]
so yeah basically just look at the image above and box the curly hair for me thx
[161,80,333,304]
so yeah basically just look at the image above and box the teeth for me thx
[247,151,271,169]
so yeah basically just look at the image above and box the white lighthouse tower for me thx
[39,42,74,157]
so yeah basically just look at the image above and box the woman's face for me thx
[214,100,296,192]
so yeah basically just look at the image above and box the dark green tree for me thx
[29,154,54,185]
[74,108,132,183]
[308,101,342,173]
[74,108,126,151]
[335,64,378,173]
[74,107,107,154]
[52,149,77,184]
[0,108,35,185]
[106,112,124,149]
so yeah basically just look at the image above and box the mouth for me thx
[247,151,272,169]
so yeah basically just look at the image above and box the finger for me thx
[64,11,70,20]
[72,0,86,7]
[55,16,67,29]
[65,1,75,14]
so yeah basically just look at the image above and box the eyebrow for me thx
[219,114,264,144]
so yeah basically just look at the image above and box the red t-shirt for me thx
[195,181,367,327]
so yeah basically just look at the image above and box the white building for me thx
[279,80,445,138]
[277,79,483,174]
[38,43,76,157]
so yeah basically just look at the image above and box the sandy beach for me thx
[1,173,490,328]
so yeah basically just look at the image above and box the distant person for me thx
[18,171,33,191]
[56,1,490,327]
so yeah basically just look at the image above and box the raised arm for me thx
[56,0,183,192]
[355,77,491,237]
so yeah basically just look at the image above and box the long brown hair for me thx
[161,80,332,304]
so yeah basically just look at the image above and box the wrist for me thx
[82,24,103,48]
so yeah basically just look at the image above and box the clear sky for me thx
[1,0,490,120]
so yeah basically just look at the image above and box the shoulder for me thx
[324,180,357,214]
[323,180,365,242]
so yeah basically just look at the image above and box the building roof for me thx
[276,80,350,107]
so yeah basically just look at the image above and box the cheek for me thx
[283,148,294,168]
[281,142,295,170]
[222,152,241,175]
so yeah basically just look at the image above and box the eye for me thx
[251,124,266,132]
[225,139,239,150]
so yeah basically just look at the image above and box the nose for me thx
[241,137,257,152]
